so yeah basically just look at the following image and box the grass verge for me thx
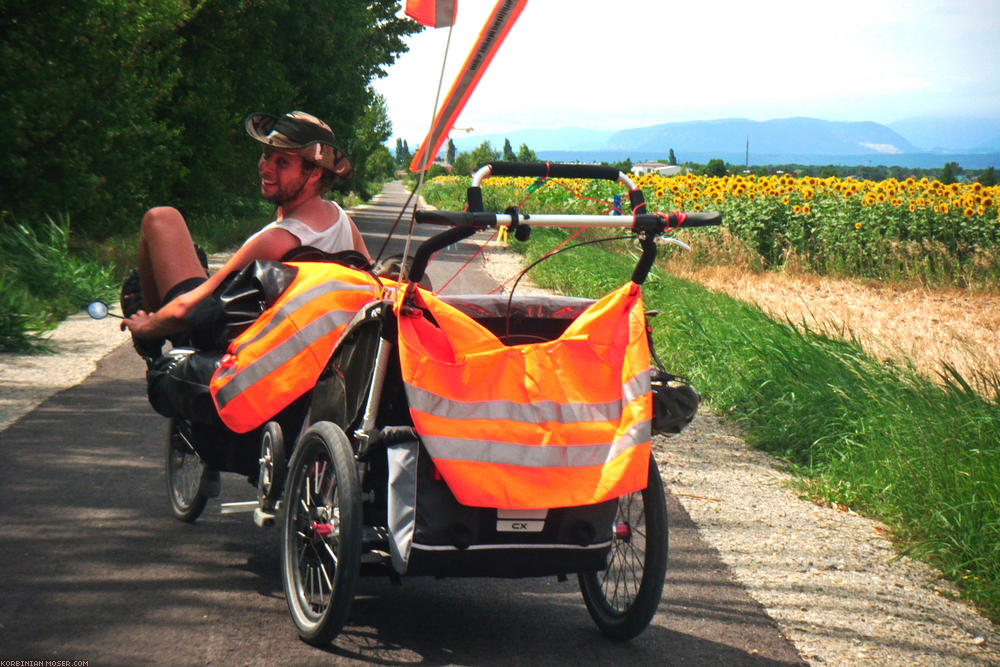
[1,215,118,351]
[510,227,1000,624]
[0,207,265,353]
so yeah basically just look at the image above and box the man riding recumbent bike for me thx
[123,162,720,645]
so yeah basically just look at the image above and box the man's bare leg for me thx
[137,206,208,311]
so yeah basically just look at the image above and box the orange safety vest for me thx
[396,282,652,509]
[210,262,383,433]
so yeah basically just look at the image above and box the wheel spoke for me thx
[316,547,335,590]
[298,542,330,613]
[601,489,650,613]
[322,538,340,567]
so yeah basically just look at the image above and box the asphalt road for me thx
[0,183,803,666]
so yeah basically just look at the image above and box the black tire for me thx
[578,453,669,640]
[257,421,287,511]
[165,420,218,523]
[281,421,362,646]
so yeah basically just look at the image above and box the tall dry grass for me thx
[661,229,1000,395]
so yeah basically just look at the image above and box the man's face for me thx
[258,147,315,204]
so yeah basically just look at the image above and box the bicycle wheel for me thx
[164,420,219,523]
[257,421,286,512]
[578,453,669,640]
[281,421,362,646]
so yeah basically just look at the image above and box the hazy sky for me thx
[374,1,1000,143]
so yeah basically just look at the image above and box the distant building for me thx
[632,161,682,176]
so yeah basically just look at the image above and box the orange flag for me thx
[409,0,529,172]
[405,0,457,28]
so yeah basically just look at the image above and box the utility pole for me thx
[745,136,749,170]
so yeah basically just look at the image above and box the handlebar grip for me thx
[409,225,480,283]
[487,161,622,181]
[679,211,722,227]
[414,210,497,227]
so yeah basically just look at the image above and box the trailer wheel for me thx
[578,453,668,640]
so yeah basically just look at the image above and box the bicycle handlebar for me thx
[469,161,639,211]
[482,161,623,182]
[408,161,722,285]
[658,211,723,228]
[413,210,723,230]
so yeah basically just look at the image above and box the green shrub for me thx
[0,214,116,351]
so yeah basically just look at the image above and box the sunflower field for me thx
[422,172,1000,288]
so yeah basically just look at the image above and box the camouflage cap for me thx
[245,111,353,180]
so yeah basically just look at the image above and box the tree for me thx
[612,158,632,174]
[395,138,413,166]
[167,0,421,215]
[446,138,457,164]
[702,158,727,177]
[516,143,537,162]
[668,149,677,165]
[1,0,190,236]
[452,151,475,175]
[349,93,395,199]
[365,143,395,189]
[978,166,996,187]
[425,163,449,179]
[939,161,961,185]
[469,141,501,170]
[502,138,516,161]
[1,0,422,237]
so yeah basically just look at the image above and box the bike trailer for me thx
[378,282,653,577]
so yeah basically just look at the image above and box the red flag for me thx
[405,0,457,28]
[409,0,529,172]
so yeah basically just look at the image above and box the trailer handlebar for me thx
[408,161,722,285]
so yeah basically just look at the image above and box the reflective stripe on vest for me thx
[210,262,381,433]
[397,281,652,509]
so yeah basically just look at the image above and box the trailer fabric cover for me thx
[396,282,653,509]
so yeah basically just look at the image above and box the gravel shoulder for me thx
[0,308,129,433]
[482,245,1000,666]
[3,243,998,666]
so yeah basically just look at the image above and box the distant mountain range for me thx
[888,117,1000,153]
[448,116,1000,169]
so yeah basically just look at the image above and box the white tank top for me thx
[246,200,355,254]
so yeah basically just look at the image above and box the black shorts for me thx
[163,276,207,347]
[163,276,207,305]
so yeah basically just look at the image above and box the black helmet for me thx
[650,369,700,434]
